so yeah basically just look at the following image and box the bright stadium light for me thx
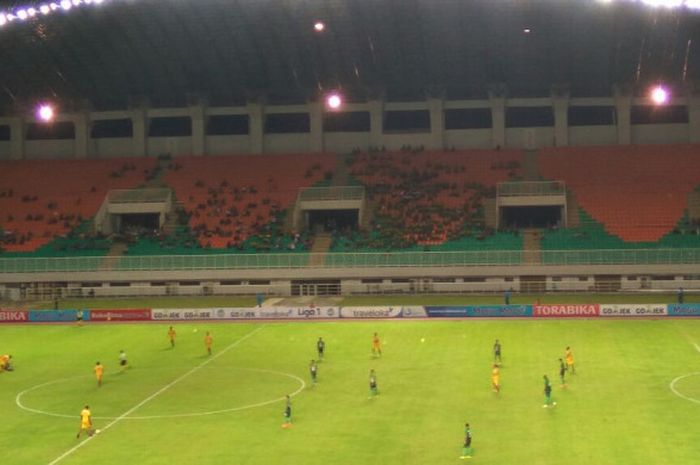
[36,104,56,122]
[17,9,28,20]
[326,93,343,111]
[0,14,6,27]
[60,0,72,10]
[650,85,670,105]
[39,4,51,14]
[314,21,325,32]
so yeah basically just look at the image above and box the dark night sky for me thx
[0,0,698,110]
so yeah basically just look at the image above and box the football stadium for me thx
[1,1,700,464]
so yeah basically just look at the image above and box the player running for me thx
[310,360,318,385]
[204,332,213,356]
[317,337,325,360]
[565,347,575,374]
[493,339,502,365]
[371,332,382,357]
[0,354,12,372]
[282,395,292,428]
[543,375,556,408]
[94,362,103,387]
[491,364,500,393]
[76,405,92,439]
[168,326,176,348]
[559,358,567,387]
[460,423,473,459]
[369,369,379,398]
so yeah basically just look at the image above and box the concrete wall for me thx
[1,93,699,160]
[569,126,618,146]
[631,124,688,145]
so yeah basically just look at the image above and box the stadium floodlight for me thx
[314,21,325,32]
[72,0,82,6]
[27,8,37,17]
[650,85,670,105]
[36,104,55,122]
[60,0,72,10]
[50,3,60,10]
[325,93,343,111]
[39,4,51,14]
[0,14,6,27]
[17,9,28,20]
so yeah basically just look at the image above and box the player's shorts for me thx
[492,377,500,385]
[372,343,381,349]
[81,422,91,430]
[120,360,127,366]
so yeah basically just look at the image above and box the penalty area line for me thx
[694,343,700,354]
[46,325,264,465]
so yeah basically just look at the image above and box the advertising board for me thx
[90,309,152,322]
[599,304,667,317]
[668,304,700,316]
[425,305,532,318]
[28,309,88,322]
[340,307,403,318]
[533,304,599,318]
[0,310,28,323]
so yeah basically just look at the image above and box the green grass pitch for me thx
[2,318,700,465]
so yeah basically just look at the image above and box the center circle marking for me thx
[669,372,700,406]
[15,367,306,420]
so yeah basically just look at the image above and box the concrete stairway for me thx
[566,191,580,228]
[521,149,540,181]
[99,242,129,271]
[308,232,332,267]
[522,228,542,264]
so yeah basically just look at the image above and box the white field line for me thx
[46,325,264,465]
[694,343,700,353]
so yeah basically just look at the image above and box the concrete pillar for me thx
[489,95,506,149]
[614,89,632,145]
[688,95,700,143]
[247,102,265,154]
[551,92,569,147]
[189,103,206,156]
[427,98,445,150]
[131,107,148,157]
[308,101,324,153]
[9,117,24,160]
[73,113,90,158]
[368,100,384,149]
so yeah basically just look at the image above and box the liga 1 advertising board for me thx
[533,304,599,318]
[151,307,341,321]
[599,304,667,317]
[0,310,28,323]
[89,309,152,322]
[340,306,403,318]
[667,304,700,316]
[425,305,532,318]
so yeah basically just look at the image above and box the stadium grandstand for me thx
[1,0,700,299]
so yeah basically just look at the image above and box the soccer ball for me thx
[193,328,198,333]
[420,338,425,343]
[95,429,101,434]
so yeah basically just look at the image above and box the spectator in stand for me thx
[678,287,684,304]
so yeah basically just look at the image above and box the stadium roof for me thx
[0,0,699,112]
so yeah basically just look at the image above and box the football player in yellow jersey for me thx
[168,326,176,348]
[76,405,92,438]
[371,332,382,357]
[565,347,575,374]
[94,361,104,387]
[0,354,12,371]
[491,364,500,393]
[204,332,213,356]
